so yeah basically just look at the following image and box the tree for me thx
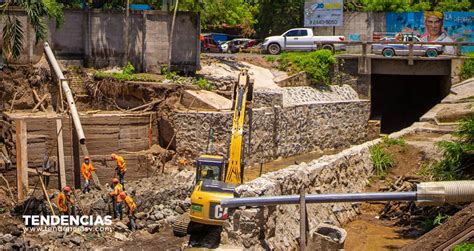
[1,0,64,60]
[179,0,257,36]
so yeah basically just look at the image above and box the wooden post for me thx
[72,123,81,189]
[56,119,66,189]
[259,162,263,177]
[37,169,55,216]
[15,120,28,201]
[299,188,307,251]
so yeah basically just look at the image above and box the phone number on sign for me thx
[309,19,339,25]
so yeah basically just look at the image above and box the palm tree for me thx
[1,0,63,60]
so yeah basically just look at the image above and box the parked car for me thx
[219,41,231,53]
[201,35,222,53]
[261,28,345,55]
[227,38,258,53]
[372,33,444,58]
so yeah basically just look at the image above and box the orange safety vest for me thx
[57,192,68,212]
[81,162,96,180]
[124,196,137,214]
[110,183,124,202]
[115,155,126,173]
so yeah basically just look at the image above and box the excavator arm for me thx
[225,70,253,184]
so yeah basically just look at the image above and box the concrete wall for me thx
[222,140,377,249]
[172,100,370,165]
[3,9,200,72]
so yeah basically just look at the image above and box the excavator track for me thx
[172,213,190,237]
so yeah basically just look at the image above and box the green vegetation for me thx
[369,144,396,178]
[422,212,450,231]
[1,0,64,60]
[264,55,277,63]
[382,136,406,146]
[278,50,336,85]
[453,242,474,251]
[195,78,214,91]
[460,52,474,81]
[95,62,156,82]
[419,117,474,181]
[346,0,473,12]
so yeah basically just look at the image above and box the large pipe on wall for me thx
[44,42,86,144]
[222,181,474,208]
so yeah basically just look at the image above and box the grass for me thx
[264,55,277,62]
[94,61,157,82]
[460,52,474,81]
[369,144,396,178]
[278,49,336,85]
[381,136,406,146]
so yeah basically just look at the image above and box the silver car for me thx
[372,34,444,58]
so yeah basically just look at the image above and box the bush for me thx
[460,54,474,81]
[278,50,336,85]
[195,78,213,91]
[453,242,474,251]
[123,62,135,75]
[420,117,474,180]
[369,144,396,178]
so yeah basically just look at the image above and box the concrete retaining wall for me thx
[2,9,200,73]
[222,140,378,249]
[172,100,370,165]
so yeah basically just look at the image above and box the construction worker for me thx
[109,178,123,219]
[57,186,75,215]
[111,153,126,189]
[119,192,137,230]
[81,156,96,193]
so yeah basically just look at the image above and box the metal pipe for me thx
[221,192,417,208]
[44,42,86,144]
[222,181,474,208]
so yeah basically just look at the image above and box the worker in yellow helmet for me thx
[111,153,127,189]
[109,178,124,219]
[81,156,96,193]
[119,192,137,230]
[57,186,74,215]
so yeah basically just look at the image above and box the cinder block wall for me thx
[3,9,200,73]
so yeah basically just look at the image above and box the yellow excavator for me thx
[172,70,253,247]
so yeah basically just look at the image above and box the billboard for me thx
[386,11,474,53]
[304,0,343,27]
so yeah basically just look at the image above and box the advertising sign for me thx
[386,11,474,53]
[304,0,343,27]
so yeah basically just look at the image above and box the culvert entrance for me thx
[370,74,451,133]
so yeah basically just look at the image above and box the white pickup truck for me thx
[261,28,346,55]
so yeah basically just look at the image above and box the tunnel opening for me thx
[370,74,451,134]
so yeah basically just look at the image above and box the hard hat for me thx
[84,156,90,160]
[111,154,116,160]
[63,186,71,192]
[119,192,126,199]
[178,159,187,166]
[112,178,119,184]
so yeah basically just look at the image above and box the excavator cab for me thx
[195,155,225,184]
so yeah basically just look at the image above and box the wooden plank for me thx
[56,119,66,189]
[72,124,81,189]
[15,120,28,201]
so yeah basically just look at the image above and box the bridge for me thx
[329,41,473,134]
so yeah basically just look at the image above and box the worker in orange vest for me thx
[57,186,75,215]
[109,178,123,219]
[111,153,126,189]
[119,192,137,230]
[81,156,96,193]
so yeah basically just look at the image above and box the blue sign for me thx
[386,11,474,53]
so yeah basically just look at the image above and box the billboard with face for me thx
[386,11,473,53]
